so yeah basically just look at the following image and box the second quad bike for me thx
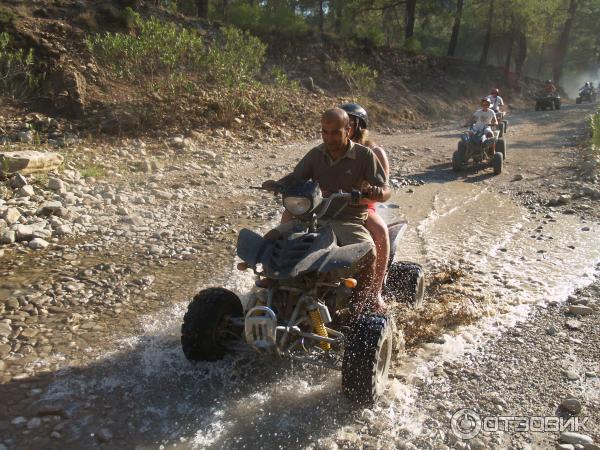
[452,126,506,175]
[181,180,425,404]
[495,111,509,137]
[535,93,561,111]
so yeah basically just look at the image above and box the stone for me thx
[563,370,579,381]
[16,185,35,197]
[9,174,28,189]
[26,417,42,429]
[0,230,15,244]
[15,224,34,241]
[559,432,593,445]
[28,238,50,250]
[569,305,593,316]
[557,445,575,450]
[96,428,113,442]
[37,201,68,217]
[583,444,600,450]
[0,322,12,337]
[53,224,72,236]
[3,207,21,225]
[566,319,582,330]
[47,177,66,192]
[0,151,64,175]
[560,398,582,414]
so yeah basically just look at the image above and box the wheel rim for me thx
[375,334,392,396]
[213,314,242,348]
[415,275,425,307]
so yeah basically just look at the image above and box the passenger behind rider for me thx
[486,88,504,114]
[339,103,390,306]
[262,108,391,313]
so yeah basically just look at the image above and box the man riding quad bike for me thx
[576,82,597,104]
[453,97,506,175]
[180,109,425,405]
[535,80,561,111]
[486,88,508,136]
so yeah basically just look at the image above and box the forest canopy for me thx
[164,0,600,85]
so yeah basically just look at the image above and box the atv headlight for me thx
[283,196,312,216]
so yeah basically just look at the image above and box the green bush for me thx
[0,32,40,97]
[228,1,262,31]
[206,26,266,87]
[336,59,378,97]
[354,25,386,47]
[86,11,204,91]
[260,7,309,38]
[403,36,422,55]
[271,66,299,90]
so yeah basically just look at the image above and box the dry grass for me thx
[394,266,491,348]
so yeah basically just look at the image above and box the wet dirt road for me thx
[2,102,600,450]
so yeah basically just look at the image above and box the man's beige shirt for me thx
[290,140,388,223]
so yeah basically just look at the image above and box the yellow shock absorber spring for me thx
[308,308,330,351]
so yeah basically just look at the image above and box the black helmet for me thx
[340,103,368,129]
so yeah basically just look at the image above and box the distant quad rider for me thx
[544,80,557,94]
[580,81,592,95]
[486,88,504,113]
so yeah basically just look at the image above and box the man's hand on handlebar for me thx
[261,180,280,192]
[364,185,384,202]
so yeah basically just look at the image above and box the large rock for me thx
[0,151,64,175]
[3,207,20,225]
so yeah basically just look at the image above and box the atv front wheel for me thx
[342,315,393,405]
[555,99,561,110]
[181,288,243,361]
[576,97,582,104]
[493,152,503,175]
[383,261,425,307]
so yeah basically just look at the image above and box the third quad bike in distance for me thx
[453,126,507,175]
[181,180,425,404]
[576,88,597,104]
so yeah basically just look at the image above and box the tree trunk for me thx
[405,0,417,40]
[318,0,324,34]
[333,0,343,34]
[515,28,527,76]
[504,17,515,74]
[479,0,494,67]
[447,0,464,57]
[196,0,208,18]
[552,0,578,84]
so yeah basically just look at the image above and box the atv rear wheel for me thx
[554,99,561,110]
[342,314,393,405]
[383,261,425,307]
[496,139,507,160]
[452,141,466,171]
[181,288,243,361]
[493,152,503,175]
[576,97,582,104]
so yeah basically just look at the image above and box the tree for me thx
[447,0,464,56]
[552,0,578,84]
[405,0,417,39]
[479,0,494,66]
[196,0,208,17]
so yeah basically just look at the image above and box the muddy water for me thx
[34,179,600,449]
